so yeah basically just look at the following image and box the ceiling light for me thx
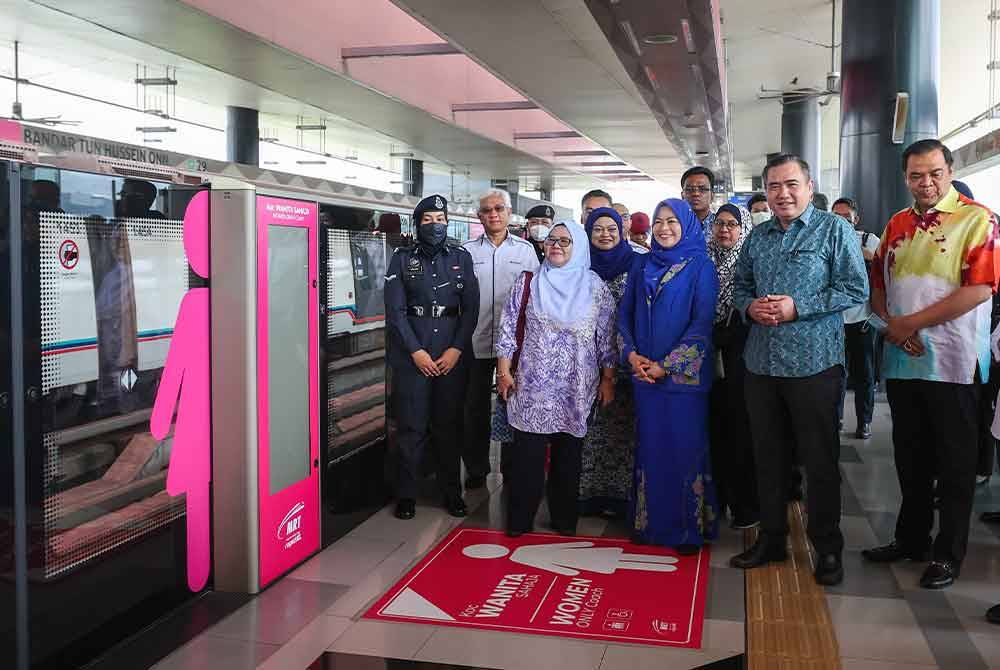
[619,20,643,57]
[135,126,176,133]
[296,160,327,165]
[680,18,696,54]
[390,151,414,158]
[695,150,709,156]
[643,34,678,45]
[644,64,660,91]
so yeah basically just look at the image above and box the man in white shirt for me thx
[461,189,540,488]
[833,197,880,440]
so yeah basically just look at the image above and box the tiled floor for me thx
[150,391,1000,670]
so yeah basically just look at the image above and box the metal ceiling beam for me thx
[452,101,539,112]
[554,150,610,157]
[513,130,581,140]
[341,43,461,59]
[568,161,627,167]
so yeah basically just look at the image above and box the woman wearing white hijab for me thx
[496,220,617,537]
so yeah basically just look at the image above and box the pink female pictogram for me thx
[150,190,211,592]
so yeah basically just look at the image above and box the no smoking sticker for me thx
[58,239,79,270]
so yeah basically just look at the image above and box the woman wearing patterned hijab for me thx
[496,221,617,537]
[618,198,720,553]
[707,203,760,530]
[579,207,638,519]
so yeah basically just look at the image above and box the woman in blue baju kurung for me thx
[618,198,720,553]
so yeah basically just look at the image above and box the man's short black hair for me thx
[581,189,613,208]
[681,166,715,189]
[747,193,767,209]
[832,197,858,213]
[761,153,812,185]
[901,139,954,172]
[812,193,829,211]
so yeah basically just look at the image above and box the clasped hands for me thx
[628,351,667,384]
[411,347,462,377]
[883,314,926,357]
[747,294,797,326]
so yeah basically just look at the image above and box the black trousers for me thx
[463,357,497,479]
[709,324,759,519]
[887,378,979,564]
[508,430,583,533]
[745,366,844,555]
[392,361,468,500]
[839,321,878,426]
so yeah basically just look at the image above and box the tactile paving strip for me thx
[746,502,841,669]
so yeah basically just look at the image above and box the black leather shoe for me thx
[981,511,1000,524]
[730,514,760,530]
[920,560,958,589]
[465,475,487,490]
[729,537,788,569]
[445,496,467,518]
[674,543,701,556]
[814,553,844,586]
[987,603,1000,624]
[856,423,872,439]
[506,528,526,538]
[394,499,416,520]
[861,541,930,563]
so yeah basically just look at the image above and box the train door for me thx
[254,195,320,588]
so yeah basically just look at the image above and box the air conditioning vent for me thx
[96,157,180,182]
[0,140,37,163]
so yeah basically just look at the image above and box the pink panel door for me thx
[255,196,320,587]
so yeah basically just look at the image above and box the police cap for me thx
[413,194,448,224]
[525,204,555,220]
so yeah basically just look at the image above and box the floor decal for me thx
[364,528,711,648]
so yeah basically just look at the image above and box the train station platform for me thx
[136,390,1000,670]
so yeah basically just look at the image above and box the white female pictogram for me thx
[461,541,681,577]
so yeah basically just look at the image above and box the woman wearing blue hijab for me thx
[618,198,720,553]
[579,207,638,518]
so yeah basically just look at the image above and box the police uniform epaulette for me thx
[448,243,470,254]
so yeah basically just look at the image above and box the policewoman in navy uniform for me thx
[385,195,480,520]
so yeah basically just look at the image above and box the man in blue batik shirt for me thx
[727,154,868,587]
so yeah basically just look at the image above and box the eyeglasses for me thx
[713,220,741,230]
[683,186,712,194]
[544,236,573,248]
[479,205,507,215]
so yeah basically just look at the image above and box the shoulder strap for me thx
[511,271,533,374]
[862,231,871,246]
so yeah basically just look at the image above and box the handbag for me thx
[491,272,533,444]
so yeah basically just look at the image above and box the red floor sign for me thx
[364,528,711,648]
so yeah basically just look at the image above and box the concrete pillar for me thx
[839,0,939,233]
[781,92,823,193]
[402,158,423,198]
[226,106,259,167]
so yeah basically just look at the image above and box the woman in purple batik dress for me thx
[495,220,617,537]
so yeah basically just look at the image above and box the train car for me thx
[0,121,493,669]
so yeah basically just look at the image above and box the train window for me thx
[21,166,199,579]
[267,225,311,494]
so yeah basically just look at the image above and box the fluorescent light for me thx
[680,18,696,54]
[619,20,643,57]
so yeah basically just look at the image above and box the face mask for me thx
[529,224,551,241]
[417,222,448,247]
[750,211,771,227]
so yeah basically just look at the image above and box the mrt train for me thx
[0,123,494,668]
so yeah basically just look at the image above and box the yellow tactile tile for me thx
[746,502,841,669]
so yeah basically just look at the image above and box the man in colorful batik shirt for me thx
[862,139,1000,590]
